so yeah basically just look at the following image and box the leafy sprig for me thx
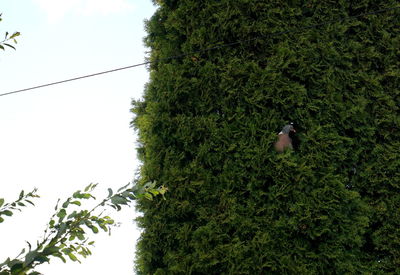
[0,189,40,223]
[0,14,20,51]
[0,181,167,274]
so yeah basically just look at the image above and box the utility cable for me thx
[1,5,399,98]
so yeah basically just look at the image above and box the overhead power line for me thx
[1,5,399,98]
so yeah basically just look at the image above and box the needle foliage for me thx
[132,1,400,274]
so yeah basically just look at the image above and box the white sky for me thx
[0,1,156,274]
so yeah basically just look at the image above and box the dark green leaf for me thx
[77,233,85,241]
[61,248,71,255]
[107,188,113,198]
[58,222,67,235]
[25,200,35,206]
[2,210,13,217]
[10,263,24,273]
[117,182,131,192]
[67,211,77,219]
[4,43,15,50]
[54,199,60,211]
[43,246,61,256]
[35,255,50,264]
[24,251,39,266]
[53,253,66,263]
[8,259,23,270]
[62,200,70,208]
[57,209,67,220]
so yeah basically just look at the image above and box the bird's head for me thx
[280,124,296,134]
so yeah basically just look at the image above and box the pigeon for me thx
[274,124,296,152]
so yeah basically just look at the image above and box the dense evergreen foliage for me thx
[132,0,400,273]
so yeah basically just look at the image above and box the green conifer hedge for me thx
[132,1,400,273]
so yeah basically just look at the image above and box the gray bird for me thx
[274,124,296,152]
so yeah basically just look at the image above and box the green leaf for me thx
[43,246,61,256]
[144,193,153,201]
[57,209,67,220]
[144,181,156,189]
[26,241,32,251]
[72,191,82,199]
[25,200,35,206]
[77,233,85,241]
[67,211,77,219]
[10,263,24,273]
[107,219,115,225]
[0,198,4,207]
[54,199,60,211]
[84,193,94,199]
[107,188,113,198]
[111,195,128,205]
[49,219,55,228]
[24,251,39,266]
[35,255,50,264]
[117,182,131,192]
[10,32,20,39]
[148,189,160,196]
[121,190,132,198]
[62,200,70,208]
[53,253,66,263]
[90,226,99,234]
[84,183,92,192]
[99,224,108,232]
[2,210,13,216]
[19,190,24,200]
[61,248,72,255]
[58,222,67,235]
[8,259,23,272]
[67,253,79,262]
[4,43,15,50]
[18,248,26,257]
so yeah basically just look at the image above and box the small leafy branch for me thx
[0,181,167,275]
[0,189,40,223]
[0,14,20,51]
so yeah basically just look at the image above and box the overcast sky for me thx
[0,1,156,274]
